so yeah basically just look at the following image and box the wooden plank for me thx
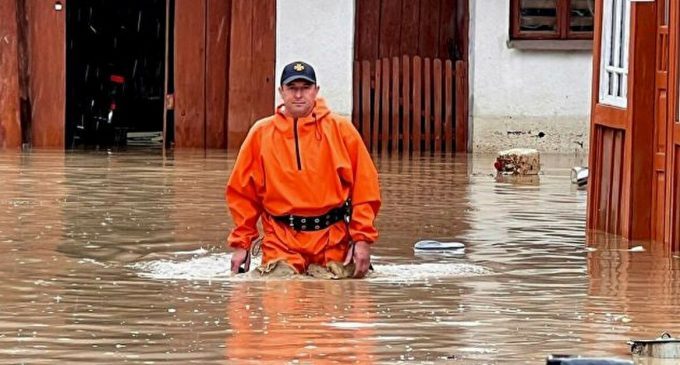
[455,60,466,152]
[250,0,275,125]
[433,58,442,152]
[354,0,381,61]
[175,0,206,148]
[353,61,360,130]
[400,0,421,56]
[27,0,65,147]
[456,0,469,61]
[381,58,390,155]
[0,0,21,148]
[444,59,453,153]
[610,129,624,235]
[412,56,422,152]
[372,59,381,153]
[402,55,411,154]
[379,0,403,58]
[438,0,456,59]
[418,0,441,59]
[673,147,680,250]
[205,0,231,148]
[391,56,400,153]
[598,128,614,232]
[361,60,371,148]
[227,0,253,149]
[423,58,431,151]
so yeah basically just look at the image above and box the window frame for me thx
[510,0,594,41]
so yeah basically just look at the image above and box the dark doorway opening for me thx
[66,0,168,149]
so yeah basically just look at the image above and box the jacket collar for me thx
[272,98,331,134]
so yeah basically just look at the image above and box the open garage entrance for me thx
[65,0,170,148]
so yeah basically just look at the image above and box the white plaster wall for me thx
[470,0,593,153]
[276,0,355,116]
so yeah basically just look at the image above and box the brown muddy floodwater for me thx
[0,149,679,364]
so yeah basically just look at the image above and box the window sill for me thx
[506,39,593,51]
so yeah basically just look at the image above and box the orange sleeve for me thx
[225,127,264,250]
[342,121,381,244]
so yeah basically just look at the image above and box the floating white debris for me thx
[413,240,465,251]
[629,246,645,252]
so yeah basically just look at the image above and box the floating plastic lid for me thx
[413,240,465,251]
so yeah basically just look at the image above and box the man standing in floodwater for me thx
[226,61,382,278]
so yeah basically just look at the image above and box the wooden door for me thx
[353,0,468,154]
[587,0,655,239]
[173,0,275,149]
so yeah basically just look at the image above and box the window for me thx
[510,0,595,40]
[599,0,630,108]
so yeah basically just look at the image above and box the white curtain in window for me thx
[599,0,631,108]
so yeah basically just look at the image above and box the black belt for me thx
[273,200,351,231]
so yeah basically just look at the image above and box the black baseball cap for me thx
[280,61,316,86]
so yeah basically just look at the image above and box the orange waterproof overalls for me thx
[226,98,381,273]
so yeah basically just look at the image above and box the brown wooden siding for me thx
[174,0,207,148]
[0,0,22,148]
[227,0,276,149]
[173,0,274,149]
[27,0,65,147]
[205,0,231,149]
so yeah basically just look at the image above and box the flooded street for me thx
[0,150,679,364]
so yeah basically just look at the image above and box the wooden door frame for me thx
[667,0,680,248]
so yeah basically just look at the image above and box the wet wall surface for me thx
[0,150,678,364]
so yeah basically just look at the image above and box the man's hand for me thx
[230,248,250,274]
[344,241,371,278]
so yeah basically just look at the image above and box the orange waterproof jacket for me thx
[226,98,381,257]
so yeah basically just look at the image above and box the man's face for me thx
[279,80,319,118]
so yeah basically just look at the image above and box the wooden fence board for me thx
[413,56,422,153]
[353,61,360,129]
[424,58,431,152]
[381,58,390,154]
[433,58,442,152]
[361,60,371,147]
[445,59,453,153]
[402,55,411,154]
[391,57,400,152]
[455,60,467,152]
[372,59,381,153]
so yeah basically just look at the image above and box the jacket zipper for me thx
[293,118,302,170]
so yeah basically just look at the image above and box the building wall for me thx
[275,0,592,154]
[470,0,592,153]
[276,0,355,116]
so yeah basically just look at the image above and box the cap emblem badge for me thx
[294,63,305,72]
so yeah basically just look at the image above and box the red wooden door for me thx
[587,0,655,239]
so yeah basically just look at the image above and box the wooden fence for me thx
[352,55,468,154]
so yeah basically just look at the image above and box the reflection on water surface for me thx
[0,150,678,364]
